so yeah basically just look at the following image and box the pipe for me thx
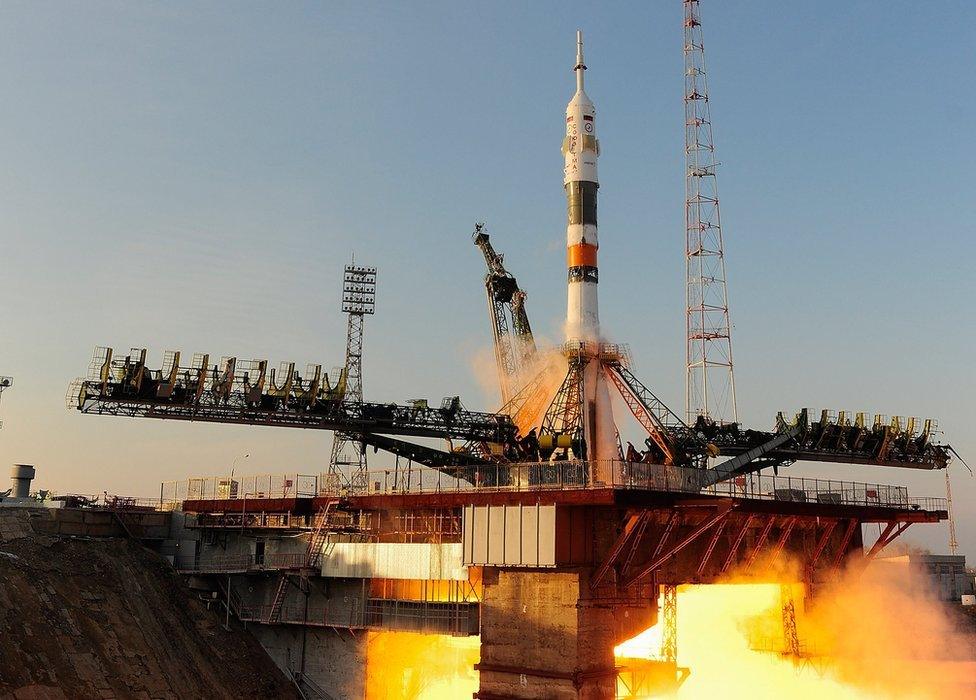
[10,464,35,499]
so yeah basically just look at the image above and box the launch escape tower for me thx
[684,0,738,425]
[328,264,376,488]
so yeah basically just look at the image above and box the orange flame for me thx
[365,631,479,699]
[614,561,976,699]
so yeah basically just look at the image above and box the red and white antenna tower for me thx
[683,0,738,424]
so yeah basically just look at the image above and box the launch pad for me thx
[60,17,966,700]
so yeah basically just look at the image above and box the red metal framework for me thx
[684,0,737,424]
[721,513,754,574]
[582,496,924,591]
[865,521,913,561]
[832,519,860,568]
[622,503,734,587]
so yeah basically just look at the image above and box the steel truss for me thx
[540,353,588,457]
[591,508,904,592]
[473,224,537,404]
[70,344,953,478]
[661,584,678,663]
[70,348,516,445]
[683,0,738,425]
[330,265,376,488]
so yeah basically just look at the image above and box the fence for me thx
[161,473,320,502]
[232,599,477,636]
[174,551,308,574]
[161,461,946,513]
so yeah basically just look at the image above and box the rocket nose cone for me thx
[568,89,593,106]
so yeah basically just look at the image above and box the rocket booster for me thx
[563,30,600,342]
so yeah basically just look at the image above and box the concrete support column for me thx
[477,569,656,699]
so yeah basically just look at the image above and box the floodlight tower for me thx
[328,265,376,487]
[684,0,738,424]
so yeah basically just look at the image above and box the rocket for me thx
[563,30,601,342]
[562,31,617,464]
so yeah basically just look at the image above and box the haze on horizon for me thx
[0,1,973,558]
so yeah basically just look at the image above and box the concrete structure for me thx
[165,462,946,699]
[161,503,481,698]
[9,464,35,498]
[879,553,976,601]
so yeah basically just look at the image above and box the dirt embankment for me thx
[0,510,298,699]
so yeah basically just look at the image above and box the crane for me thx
[472,224,537,404]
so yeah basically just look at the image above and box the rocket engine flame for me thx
[365,631,480,699]
[614,560,976,699]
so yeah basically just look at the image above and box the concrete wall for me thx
[477,569,644,699]
[251,625,367,700]
[23,507,172,539]
[879,554,976,601]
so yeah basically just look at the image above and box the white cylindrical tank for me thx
[10,464,35,499]
[962,594,976,606]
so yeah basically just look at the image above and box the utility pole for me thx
[683,0,738,425]
[328,264,376,490]
[0,376,12,430]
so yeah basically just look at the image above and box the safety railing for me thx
[362,598,479,635]
[235,602,365,629]
[162,461,947,513]
[188,510,312,530]
[174,551,310,574]
[339,461,944,512]
[161,473,320,503]
[232,599,477,635]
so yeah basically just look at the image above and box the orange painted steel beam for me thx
[721,514,755,574]
[623,503,734,587]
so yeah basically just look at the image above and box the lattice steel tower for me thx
[684,0,738,424]
[328,264,377,486]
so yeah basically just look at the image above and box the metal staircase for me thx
[266,502,335,624]
[305,502,333,569]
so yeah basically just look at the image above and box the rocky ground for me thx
[0,509,298,699]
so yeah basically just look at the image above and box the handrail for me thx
[174,551,310,574]
[163,461,946,513]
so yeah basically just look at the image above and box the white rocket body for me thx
[563,32,601,343]
[562,31,617,464]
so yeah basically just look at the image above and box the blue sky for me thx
[0,1,973,555]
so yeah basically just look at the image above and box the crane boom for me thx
[472,224,537,403]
